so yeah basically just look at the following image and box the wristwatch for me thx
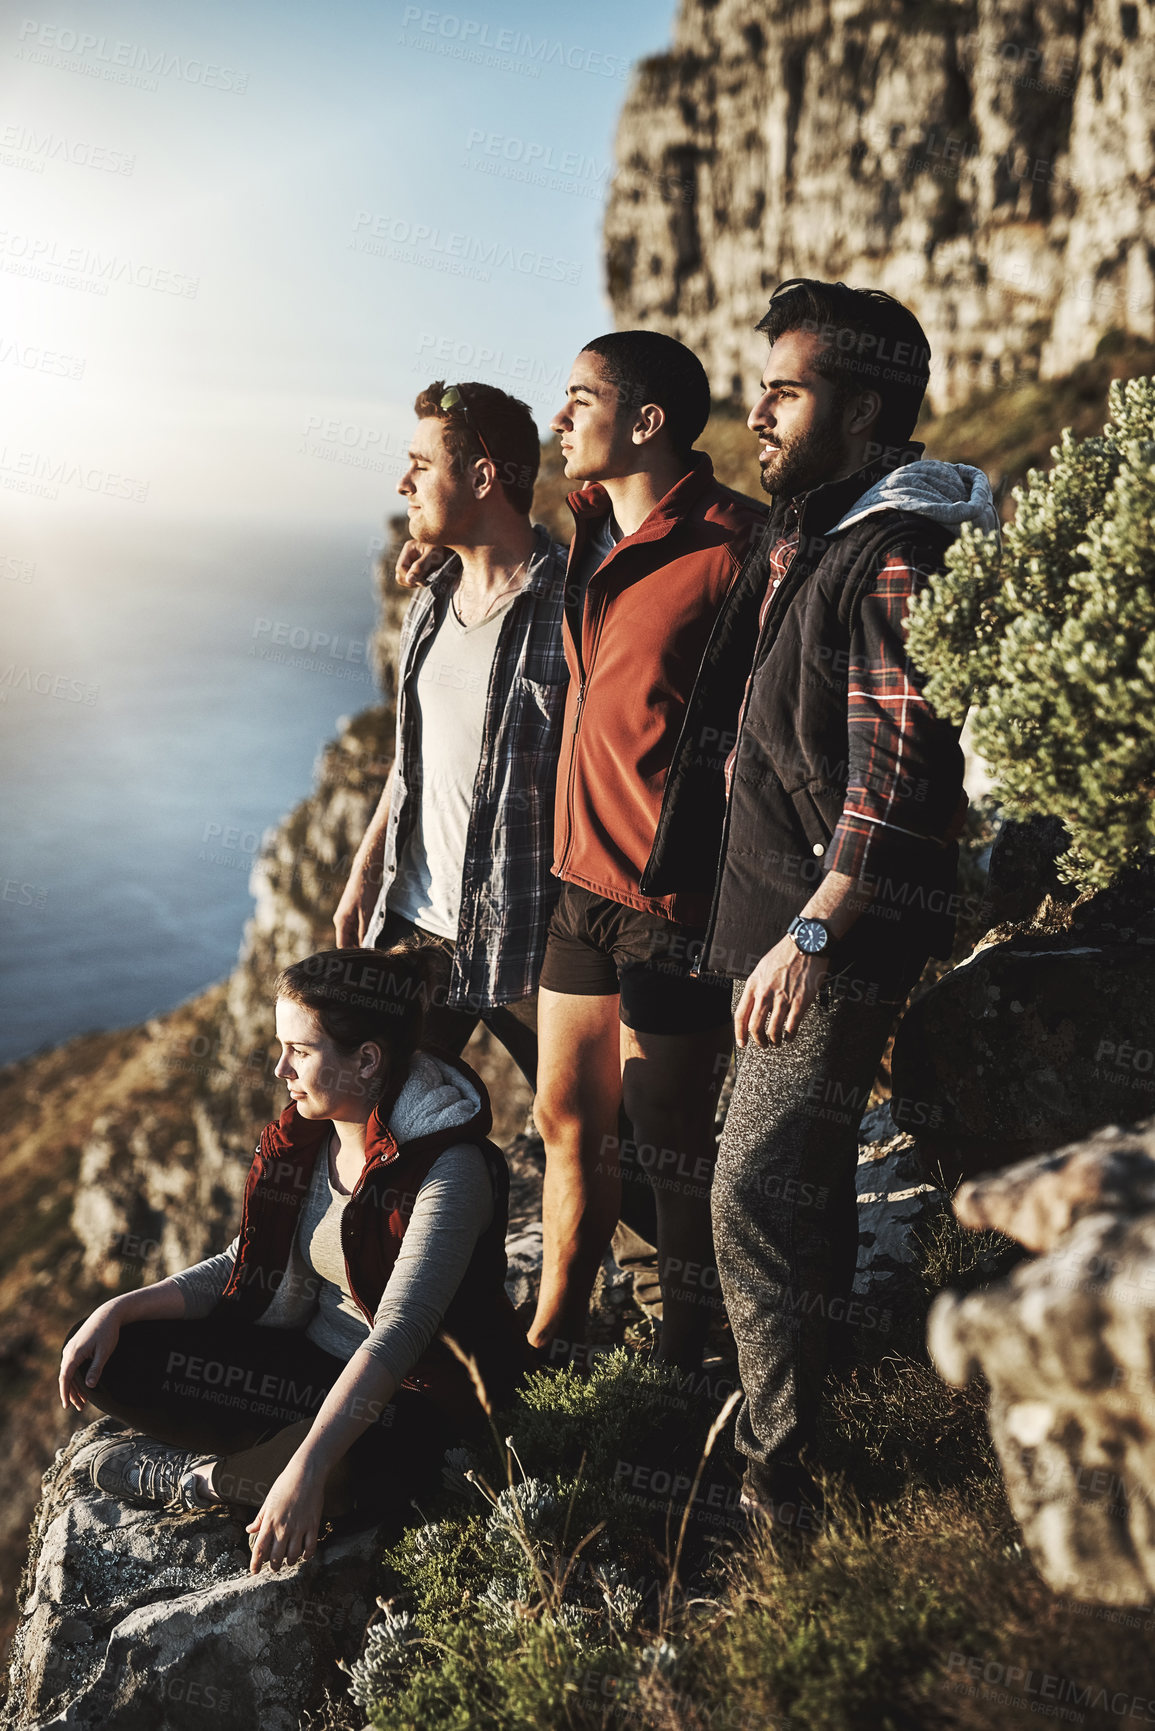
[787,914,836,957]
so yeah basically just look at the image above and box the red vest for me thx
[217,1054,530,1428]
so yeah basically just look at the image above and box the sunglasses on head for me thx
[440,385,495,464]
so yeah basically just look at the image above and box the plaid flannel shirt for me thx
[743,522,965,877]
[365,523,569,1009]
[828,548,967,876]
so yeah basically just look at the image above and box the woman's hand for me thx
[246,1453,326,1574]
[59,1301,122,1412]
[244,1347,394,1574]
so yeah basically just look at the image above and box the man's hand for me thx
[734,936,829,1050]
[333,767,393,946]
[333,863,377,946]
[395,539,447,588]
[246,1453,325,1574]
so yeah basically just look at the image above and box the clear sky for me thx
[1,0,675,527]
[0,0,680,1059]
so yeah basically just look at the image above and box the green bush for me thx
[906,376,1155,889]
[338,1342,1155,1731]
[348,1353,727,1729]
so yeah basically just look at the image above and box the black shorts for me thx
[539,883,731,1036]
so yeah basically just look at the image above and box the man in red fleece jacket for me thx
[530,331,766,1371]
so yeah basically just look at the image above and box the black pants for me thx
[84,1316,454,1524]
[712,951,926,1497]
[374,909,538,1090]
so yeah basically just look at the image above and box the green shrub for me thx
[339,1342,1155,1731]
[350,1353,726,1728]
[906,376,1155,889]
[510,1349,697,1481]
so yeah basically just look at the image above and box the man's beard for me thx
[758,412,848,501]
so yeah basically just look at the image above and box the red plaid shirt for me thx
[728,519,965,876]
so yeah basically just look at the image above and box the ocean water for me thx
[0,516,385,1065]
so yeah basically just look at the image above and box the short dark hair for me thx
[275,941,440,1092]
[580,330,711,459]
[756,280,931,446]
[415,379,540,515]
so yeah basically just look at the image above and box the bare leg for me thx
[530,988,622,1356]
[621,1023,732,1370]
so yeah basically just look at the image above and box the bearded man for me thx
[646,279,999,1524]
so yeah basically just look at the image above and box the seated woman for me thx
[59,943,529,1574]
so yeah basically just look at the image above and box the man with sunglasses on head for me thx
[334,381,568,1085]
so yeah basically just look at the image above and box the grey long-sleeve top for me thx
[170,1143,492,1386]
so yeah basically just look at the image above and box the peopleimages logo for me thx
[412,333,564,408]
[297,415,408,476]
[250,617,369,673]
[350,211,581,285]
[0,446,148,502]
[0,664,99,704]
[398,7,631,80]
[0,337,85,380]
[15,19,249,92]
[0,123,134,175]
[463,129,615,200]
[0,230,198,298]
[946,1651,1155,1722]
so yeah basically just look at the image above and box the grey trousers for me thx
[712,953,926,1482]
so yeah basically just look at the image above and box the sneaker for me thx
[86,1435,212,1511]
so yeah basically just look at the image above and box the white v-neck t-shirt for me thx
[389,594,516,940]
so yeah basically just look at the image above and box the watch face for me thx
[794,918,828,954]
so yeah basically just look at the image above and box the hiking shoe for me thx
[86,1435,213,1511]
[738,1461,826,1542]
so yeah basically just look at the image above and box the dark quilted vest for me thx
[646,455,966,979]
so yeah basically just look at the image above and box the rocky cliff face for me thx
[605,0,1155,409]
[2,1419,384,1731]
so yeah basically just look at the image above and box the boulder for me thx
[954,1120,1155,1252]
[853,1103,945,1297]
[891,935,1155,1183]
[504,1222,544,1321]
[980,815,1075,930]
[2,1419,381,1730]
[929,1119,1155,1604]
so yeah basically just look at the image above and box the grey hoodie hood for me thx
[389,1048,482,1143]
[827,459,1000,539]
